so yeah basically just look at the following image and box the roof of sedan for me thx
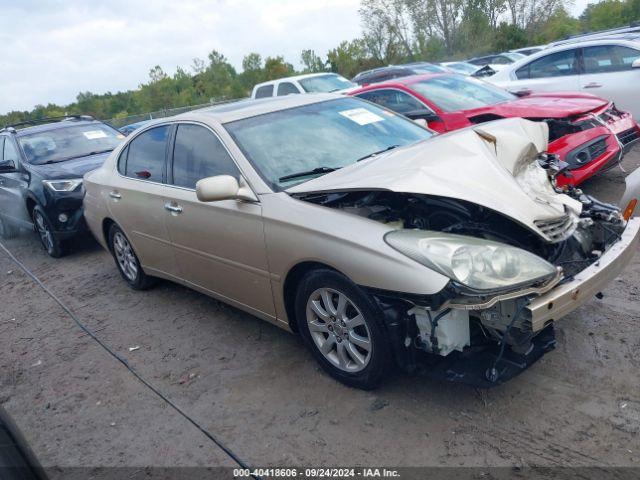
[9,119,107,136]
[350,72,449,93]
[181,93,342,123]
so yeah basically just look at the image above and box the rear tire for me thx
[32,206,63,258]
[295,269,393,390]
[108,224,155,290]
[0,216,19,240]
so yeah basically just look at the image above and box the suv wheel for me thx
[32,206,63,258]
[295,269,392,389]
[0,216,19,240]
[108,224,155,290]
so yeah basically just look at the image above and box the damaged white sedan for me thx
[84,94,640,389]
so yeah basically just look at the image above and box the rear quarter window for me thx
[122,125,171,182]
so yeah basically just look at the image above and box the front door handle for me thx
[109,191,122,199]
[164,203,183,214]
[584,82,602,89]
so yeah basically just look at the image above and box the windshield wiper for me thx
[279,166,342,182]
[81,149,115,157]
[39,149,115,165]
[356,144,401,162]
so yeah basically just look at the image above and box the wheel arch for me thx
[102,218,116,252]
[282,261,344,333]
[25,195,38,218]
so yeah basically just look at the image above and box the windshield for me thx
[410,75,515,112]
[18,123,122,165]
[445,62,479,74]
[409,63,448,74]
[505,52,526,62]
[225,98,433,190]
[299,74,355,93]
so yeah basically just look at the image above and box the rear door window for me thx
[254,85,274,98]
[123,125,170,181]
[583,45,640,73]
[516,49,578,79]
[170,124,239,189]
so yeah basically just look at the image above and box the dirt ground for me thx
[1,146,639,477]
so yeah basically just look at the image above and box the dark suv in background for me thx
[0,116,123,257]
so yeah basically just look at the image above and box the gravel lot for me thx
[1,147,639,477]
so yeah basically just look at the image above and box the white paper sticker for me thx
[83,130,108,140]
[339,108,384,126]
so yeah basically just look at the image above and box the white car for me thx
[489,38,640,118]
[251,73,356,99]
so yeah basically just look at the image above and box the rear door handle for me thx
[109,191,121,199]
[584,82,602,89]
[164,203,183,214]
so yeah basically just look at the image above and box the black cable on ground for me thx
[0,241,261,479]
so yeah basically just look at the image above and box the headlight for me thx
[43,179,83,192]
[385,230,556,291]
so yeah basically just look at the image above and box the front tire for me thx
[108,224,155,290]
[295,269,393,389]
[32,206,63,258]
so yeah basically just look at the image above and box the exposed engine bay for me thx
[293,153,628,385]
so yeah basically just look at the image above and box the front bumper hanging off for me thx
[527,217,640,331]
[420,218,640,388]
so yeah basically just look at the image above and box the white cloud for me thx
[0,0,599,113]
[0,0,361,112]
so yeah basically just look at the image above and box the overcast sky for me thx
[0,0,593,113]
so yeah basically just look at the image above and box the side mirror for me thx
[632,58,640,68]
[196,175,258,203]
[404,109,442,123]
[0,160,17,173]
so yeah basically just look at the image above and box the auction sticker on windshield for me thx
[339,108,384,126]
[83,130,108,140]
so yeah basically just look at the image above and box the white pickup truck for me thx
[251,73,356,99]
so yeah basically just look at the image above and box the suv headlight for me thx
[43,179,83,192]
[385,230,556,291]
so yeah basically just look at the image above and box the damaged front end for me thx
[291,121,640,387]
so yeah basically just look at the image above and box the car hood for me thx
[287,118,583,241]
[26,152,112,180]
[463,93,608,119]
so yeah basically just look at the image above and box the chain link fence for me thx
[105,97,247,128]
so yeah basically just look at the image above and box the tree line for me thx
[1,0,638,127]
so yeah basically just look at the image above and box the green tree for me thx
[263,56,295,80]
[239,53,265,90]
[581,0,629,30]
[300,49,326,73]
[493,22,528,51]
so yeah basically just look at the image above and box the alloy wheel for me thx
[306,287,372,373]
[33,211,54,253]
[113,231,138,282]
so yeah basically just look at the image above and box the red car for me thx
[351,73,640,186]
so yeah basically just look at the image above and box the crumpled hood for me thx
[464,93,609,120]
[288,118,583,240]
[26,152,111,180]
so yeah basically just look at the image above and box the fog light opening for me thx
[58,213,69,223]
